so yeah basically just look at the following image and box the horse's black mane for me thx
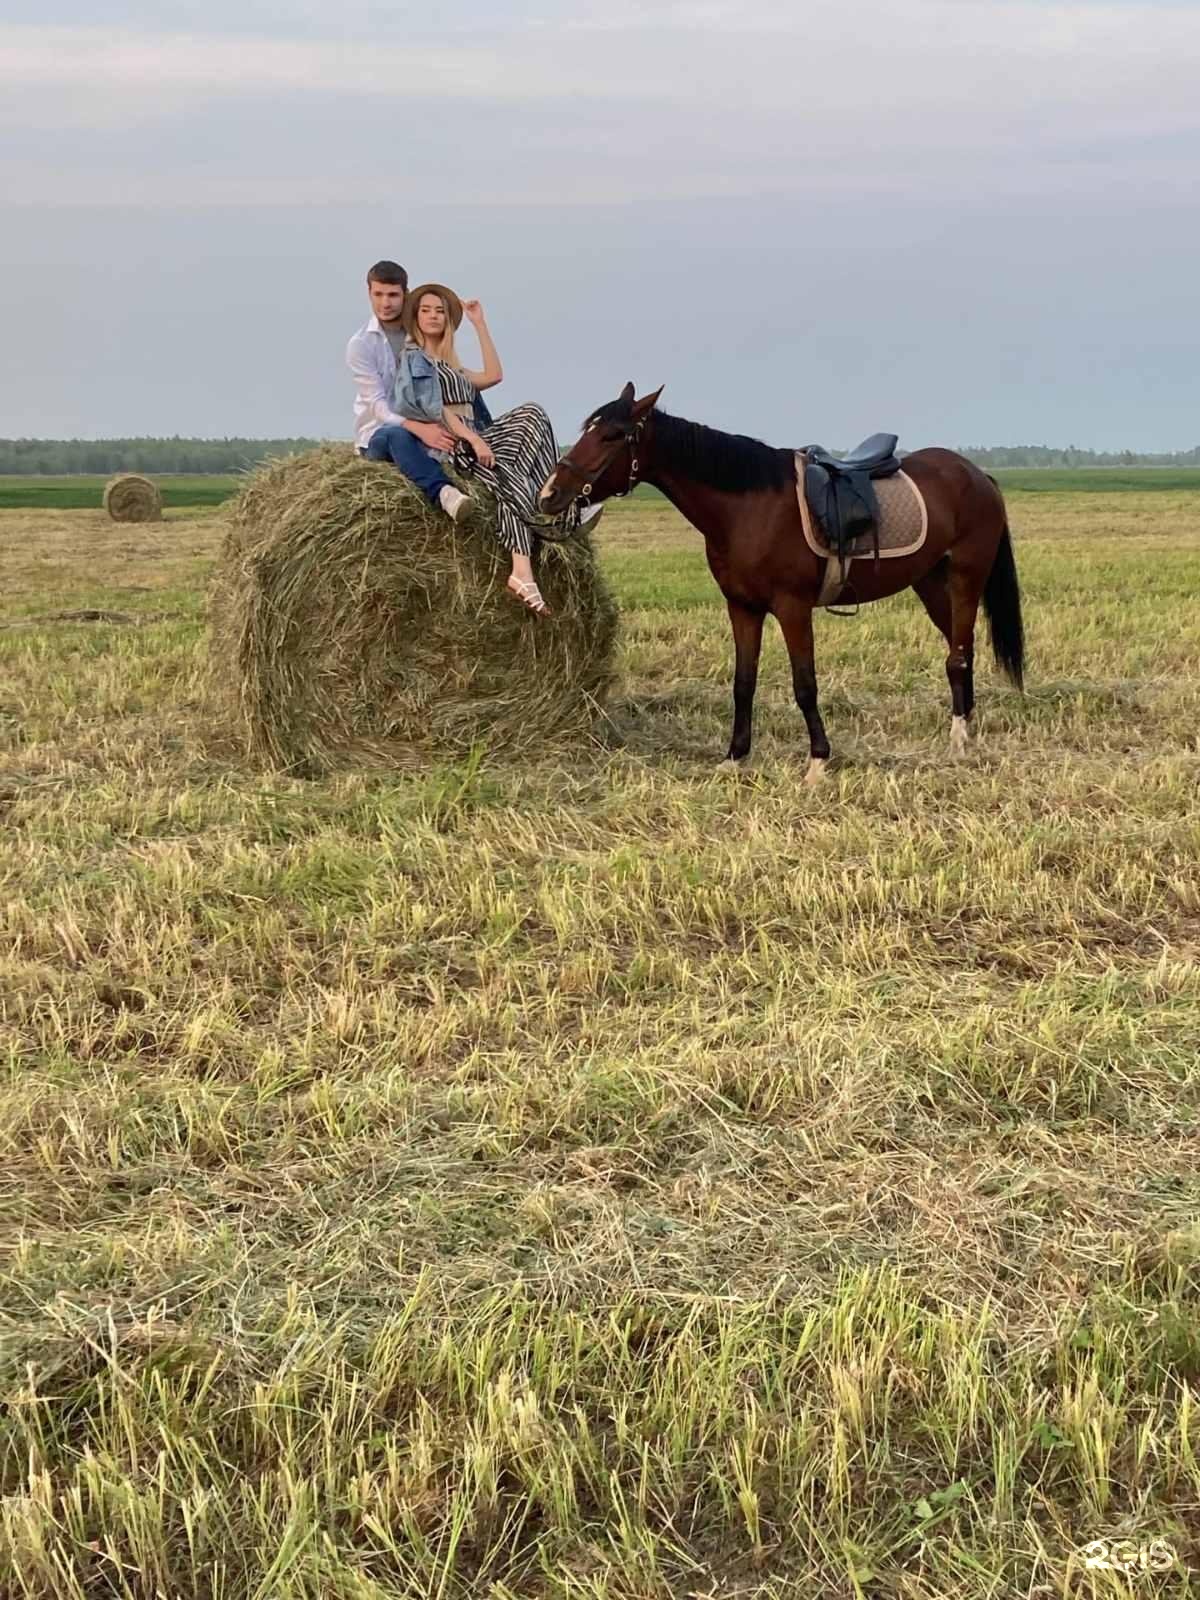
[591,400,793,494]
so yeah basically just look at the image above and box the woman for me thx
[401,283,596,617]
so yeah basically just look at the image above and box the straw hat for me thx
[403,283,464,338]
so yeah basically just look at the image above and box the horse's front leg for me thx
[775,597,831,783]
[722,600,765,765]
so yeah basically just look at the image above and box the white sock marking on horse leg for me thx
[949,715,969,755]
[805,757,828,786]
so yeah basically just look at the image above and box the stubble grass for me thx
[1,487,1199,1598]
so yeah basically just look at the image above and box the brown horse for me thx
[539,384,1025,780]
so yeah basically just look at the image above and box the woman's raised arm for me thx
[460,300,503,391]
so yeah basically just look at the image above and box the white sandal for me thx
[506,576,551,616]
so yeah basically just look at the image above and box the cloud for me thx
[4,2,1199,117]
[1,0,1198,450]
[3,0,1197,213]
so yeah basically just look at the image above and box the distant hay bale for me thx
[103,473,163,523]
[206,446,619,772]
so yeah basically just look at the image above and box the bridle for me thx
[551,416,647,510]
[476,413,647,545]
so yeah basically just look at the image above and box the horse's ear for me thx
[633,384,664,417]
[618,381,636,411]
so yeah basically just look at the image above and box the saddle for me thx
[801,432,902,579]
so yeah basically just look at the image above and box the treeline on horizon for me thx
[2,437,1200,475]
[961,443,1200,468]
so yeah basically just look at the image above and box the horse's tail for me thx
[981,476,1025,691]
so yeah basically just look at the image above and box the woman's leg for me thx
[455,411,554,613]
[498,507,550,615]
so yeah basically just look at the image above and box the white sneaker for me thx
[438,486,474,525]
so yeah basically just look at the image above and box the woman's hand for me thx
[463,299,487,328]
[467,433,495,468]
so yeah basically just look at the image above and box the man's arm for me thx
[346,334,453,450]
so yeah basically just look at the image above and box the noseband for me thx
[553,417,646,508]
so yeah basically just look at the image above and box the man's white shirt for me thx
[346,314,409,450]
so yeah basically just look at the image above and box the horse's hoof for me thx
[949,716,970,757]
[805,758,829,786]
[715,755,750,776]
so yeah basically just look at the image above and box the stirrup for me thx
[506,576,551,616]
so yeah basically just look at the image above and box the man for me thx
[346,259,480,524]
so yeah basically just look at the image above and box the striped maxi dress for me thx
[432,358,582,557]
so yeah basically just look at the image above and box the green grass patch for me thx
[990,466,1200,494]
[5,467,1199,514]
[605,547,712,609]
[0,474,242,509]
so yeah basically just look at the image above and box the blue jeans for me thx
[363,425,451,505]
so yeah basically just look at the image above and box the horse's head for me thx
[539,382,664,516]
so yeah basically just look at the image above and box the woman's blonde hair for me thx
[409,289,461,369]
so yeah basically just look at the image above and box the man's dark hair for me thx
[366,260,409,290]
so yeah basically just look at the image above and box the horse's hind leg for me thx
[774,597,831,783]
[914,561,978,755]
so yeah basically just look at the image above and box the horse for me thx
[539,384,1025,781]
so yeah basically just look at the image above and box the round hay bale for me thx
[103,473,163,523]
[206,445,619,771]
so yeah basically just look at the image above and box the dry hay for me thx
[103,473,163,523]
[206,446,619,771]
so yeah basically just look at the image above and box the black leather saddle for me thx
[802,432,902,573]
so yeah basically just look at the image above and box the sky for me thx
[1,0,1198,451]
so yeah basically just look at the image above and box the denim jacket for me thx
[394,341,495,432]
[393,343,444,425]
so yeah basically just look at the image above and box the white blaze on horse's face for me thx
[539,411,618,509]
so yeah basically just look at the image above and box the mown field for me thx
[3,465,1200,510]
[1,484,1199,1599]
